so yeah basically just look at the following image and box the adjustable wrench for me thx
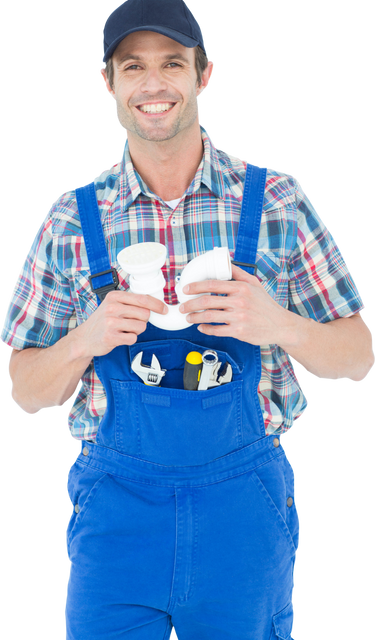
[131,352,166,386]
[197,350,233,390]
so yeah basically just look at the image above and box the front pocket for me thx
[66,461,109,555]
[72,270,98,322]
[251,463,297,557]
[272,601,294,640]
[128,338,244,390]
[108,338,245,465]
[110,377,244,465]
[252,453,298,545]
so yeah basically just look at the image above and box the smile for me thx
[136,102,176,114]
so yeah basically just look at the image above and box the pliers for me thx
[131,352,166,386]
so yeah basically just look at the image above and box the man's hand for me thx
[74,290,168,358]
[179,264,374,381]
[179,264,292,345]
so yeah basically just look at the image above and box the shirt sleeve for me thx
[1,213,77,350]
[287,178,364,322]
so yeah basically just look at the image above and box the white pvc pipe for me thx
[117,243,232,331]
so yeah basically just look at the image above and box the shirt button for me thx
[273,437,280,448]
[287,497,294,507]
[75,504,80,513]
[82,447,89,456]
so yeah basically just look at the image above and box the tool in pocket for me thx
[131,352,166,386]
[183,349,233,391]
[183,351,203,390]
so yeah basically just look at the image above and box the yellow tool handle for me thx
[183,351,203,390]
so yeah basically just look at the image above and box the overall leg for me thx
[170,452,298,640]
[65,462,176,640]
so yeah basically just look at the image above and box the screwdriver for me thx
[183,351,203,390]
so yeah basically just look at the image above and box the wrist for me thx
[277,308,316,352]
[65,323,94,363]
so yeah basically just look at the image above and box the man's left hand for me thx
[179,264,294,345]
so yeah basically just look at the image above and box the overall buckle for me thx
[231,260,258,276]
[88,267,119,301]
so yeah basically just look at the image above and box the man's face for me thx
[103,31,208,143]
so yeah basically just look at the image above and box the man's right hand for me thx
[9,290,168,413]
[75,290,168,357]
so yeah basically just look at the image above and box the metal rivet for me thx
[75,504,80,513]
[273,437,280,448]
[287,497,294,507]
[82,447,89,456]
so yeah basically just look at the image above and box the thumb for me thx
[231,263,260,285]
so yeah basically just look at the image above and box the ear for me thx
[197,61,213,96]
[98,66,115,102]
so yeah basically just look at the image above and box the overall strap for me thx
[75,166,266,304]
[75,182,119,304]
[232,163,267,274]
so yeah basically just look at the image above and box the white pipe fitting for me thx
[117,242,232,331]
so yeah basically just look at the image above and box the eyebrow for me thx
[116,52,190,66]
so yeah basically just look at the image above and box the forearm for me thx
[10,327,92,414]
[278,312,374,381]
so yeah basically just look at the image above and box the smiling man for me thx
[102,28,213,203]
[2,1,373,639]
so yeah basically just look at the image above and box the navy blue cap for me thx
[103,0,206,62]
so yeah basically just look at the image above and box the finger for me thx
[105,290,168,315]
[139,294,169,314]
[116,318,148,335]
[125,293,168,315]
[197,323,233,337]
[187,309,231,325]
[121,305,155,322]
[183,271,259,297]
[181,295,233,315]
[183,279,237,296]
[230,264,260,283]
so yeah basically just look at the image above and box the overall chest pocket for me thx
[110,339,244,466]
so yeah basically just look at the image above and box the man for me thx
[2,0,373,639]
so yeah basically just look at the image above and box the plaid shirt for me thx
[1,127,364,439]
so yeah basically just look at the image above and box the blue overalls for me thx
[66,165,299,640]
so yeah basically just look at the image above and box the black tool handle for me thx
[183,352,203,390]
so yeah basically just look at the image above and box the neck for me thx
[127,121,204,201]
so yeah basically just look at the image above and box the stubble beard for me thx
[115,91,199,142]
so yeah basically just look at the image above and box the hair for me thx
[104,45,208,90]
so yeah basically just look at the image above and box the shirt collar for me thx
[119,126,225,212]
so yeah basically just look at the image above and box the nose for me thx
[140,68,168,94]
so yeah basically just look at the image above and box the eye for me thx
[166,62,182,68]
[125,64,142,71]
[125,62,181,71]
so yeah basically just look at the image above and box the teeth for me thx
[139,103,174,113]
